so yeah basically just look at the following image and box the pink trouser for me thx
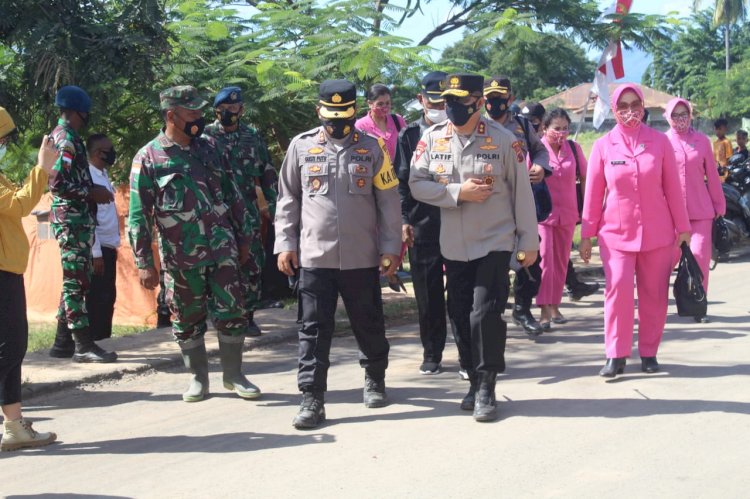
[688,218,714,292]
[536,223,576,306]
[599,239,674,358]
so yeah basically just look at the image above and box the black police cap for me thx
[421,71,448,103]
[441,73,484,98]
[483,76,512,97]
[319,79,357,119]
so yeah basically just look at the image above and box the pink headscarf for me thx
[610,83,646,130]
[664,97,693,134]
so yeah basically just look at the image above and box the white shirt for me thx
[89,164,121,257]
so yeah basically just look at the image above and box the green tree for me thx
[693,0,748,73]
[440,24,595,101]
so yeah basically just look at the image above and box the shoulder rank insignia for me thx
[477,122,486,135]
[511,140,525,163]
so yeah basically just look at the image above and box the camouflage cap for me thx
[159,85,209,111]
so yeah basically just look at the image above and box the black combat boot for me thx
[293,391,326,429]
[72,328,118,363]
[565,261,600,301]
[48,320,75,358]
[247,311,262,337]
[363,372,388,408]
[473,371,498,422]
[460,371,478,411]
[156,312,172,328]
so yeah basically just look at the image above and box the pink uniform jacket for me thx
[664,101,726,221]
[540,137,587,227]
[355,112,407,160]
[582,125,691,252]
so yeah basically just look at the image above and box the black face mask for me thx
[531,121,541,133]
[102,148,117,166]
[485,97,509,120]
[321,117,356,139]
[178,116,206,138]
[217,109,241,127]
[445,99,479,127]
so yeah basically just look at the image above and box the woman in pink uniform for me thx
[355,84,407,160]
[664,97,726,323]
[536,108,587,328]
[579,83,691,378]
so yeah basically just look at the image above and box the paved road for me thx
[2,253,750,498]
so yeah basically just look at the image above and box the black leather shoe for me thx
[512,306,543,336]
[293,391,325,429]
[641,357,660,373]
[599,358,626,378]
[567,282,600,301]
[73,344,118,363]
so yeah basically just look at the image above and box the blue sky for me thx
[390,0,694,83]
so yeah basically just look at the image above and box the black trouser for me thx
[297,267,390,392]
[513,253,542,310]
[0,271,28,407]
[445,251,511,374]
[409,244,447,363]
[88,247,117,340]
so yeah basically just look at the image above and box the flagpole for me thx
[574,89,595,141]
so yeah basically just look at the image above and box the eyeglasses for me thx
[616,101,644,112]
[671,112,690,119]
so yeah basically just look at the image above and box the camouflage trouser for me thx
[156,268,170,317]
[240,231,265,315]
[165,260,248,343]
[52,222,94,331]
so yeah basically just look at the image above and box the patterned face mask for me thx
[670,114,691,133]
[615,108,644,129]
[546,128,570,145]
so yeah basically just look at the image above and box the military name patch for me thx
[429,153,453,161]
[475,153,501,160]
[304,155,327,162]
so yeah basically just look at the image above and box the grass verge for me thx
[28,323,148,353]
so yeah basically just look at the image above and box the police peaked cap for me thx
[441,74,484,98]
[319,79,357,119]
[483,76,512,97]
[214,86,243,108]
[421,71,448,103]
[55,86,92,113]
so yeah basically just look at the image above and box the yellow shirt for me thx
[0,166,48,275]
[713,137,733,167]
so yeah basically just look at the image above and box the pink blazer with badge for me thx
[582,125,691,252]
[664,100,726,221]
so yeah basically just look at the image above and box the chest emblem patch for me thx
[309,165,322,174]
[311,178,322,191]
[435,164,446,174]
[356,178,366,188]
[308,147,324,154]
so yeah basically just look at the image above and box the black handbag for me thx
[712,216,732,254]
[673,242,707,317]
[568,140,583,218]
[532,180,552,222]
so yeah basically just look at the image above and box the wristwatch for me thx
[516,251,526,262]
[382,257,392,268]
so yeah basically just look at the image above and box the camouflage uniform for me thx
[128,129,255,343]
[49,118,96,331]
[204,121,277,314]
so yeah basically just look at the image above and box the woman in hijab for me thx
[664,98,726,323]
[579,84,691,378]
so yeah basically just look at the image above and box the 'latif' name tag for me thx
[610,160,626,165]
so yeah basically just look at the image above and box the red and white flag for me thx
[591,0,633,129]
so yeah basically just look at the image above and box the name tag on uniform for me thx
[610,160,626,165]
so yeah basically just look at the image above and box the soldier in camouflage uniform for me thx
[129,85,261,403]
[47,86,118,363]
[203,86,278,336]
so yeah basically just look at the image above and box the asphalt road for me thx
[2,254,750,498]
